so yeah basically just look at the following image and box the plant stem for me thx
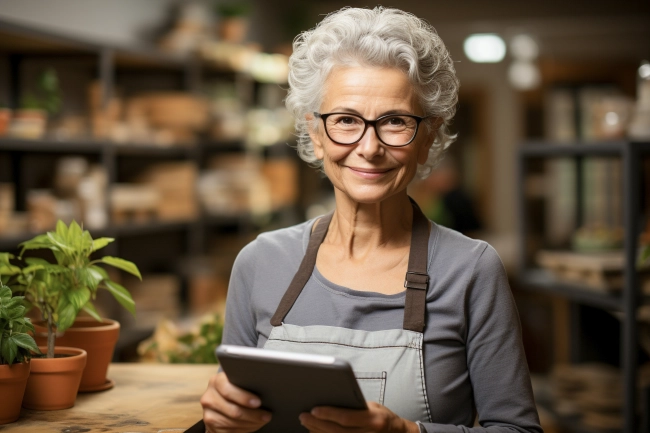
[46,306,55,358]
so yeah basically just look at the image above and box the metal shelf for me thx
[516,269,625,311]
[520,140,650,158]
[111,219,194,237]
[0,137,106,154]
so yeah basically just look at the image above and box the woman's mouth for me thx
[347,166,392,179]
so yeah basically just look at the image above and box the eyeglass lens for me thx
[324,114,418,146]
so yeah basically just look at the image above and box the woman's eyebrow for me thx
[328,107,417,117]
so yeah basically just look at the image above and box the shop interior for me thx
[1,0,650,431]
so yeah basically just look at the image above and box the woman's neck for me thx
[326,190,413,259]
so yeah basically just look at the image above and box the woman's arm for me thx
[421,245,543,433]
[221,242,260,348]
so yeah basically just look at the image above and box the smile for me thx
[346,166,393,179]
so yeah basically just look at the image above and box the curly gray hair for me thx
[285,6,459,178]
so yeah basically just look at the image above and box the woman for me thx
[201,7,542,433]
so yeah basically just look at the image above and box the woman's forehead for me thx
[321,66,418,112]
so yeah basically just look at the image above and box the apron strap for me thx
[403,199,430,333]
[270,199,430,332]
[270,211,334,326]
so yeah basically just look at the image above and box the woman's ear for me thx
[306,113,325,160]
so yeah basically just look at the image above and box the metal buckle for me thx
[404,271,429,290]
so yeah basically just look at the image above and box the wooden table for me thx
[3,363,216,432]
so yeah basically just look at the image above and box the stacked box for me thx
[137,162,199,221]
[120,274,181,329]
[0,183,14,233]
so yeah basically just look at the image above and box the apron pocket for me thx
[354,371,387,405]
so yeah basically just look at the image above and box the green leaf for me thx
[19,234,57,254]
[47,232,73,253]
[91,237,114,253]
[22,264,46,274]
[100,257,142,280]
[641,246,650,263]
[0,253,15,265]
[68,220,83,244]
[11,333,40,355]
[56,299,77,332]
[55,219,69,238]
[66,287,91,311]
[84,268,103,289]
[104,281,135,315]
[0,285,11,299]
[24,257,51,266]
[6,304,26,320]
[82,302,102,322]
[89,265,109,280]
[1,336,17,365]
[0,264,21,276]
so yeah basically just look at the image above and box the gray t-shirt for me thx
[222,217,542,433]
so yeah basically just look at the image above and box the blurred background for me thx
[0,1,649,431]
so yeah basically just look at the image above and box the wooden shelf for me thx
[520,140,650,158]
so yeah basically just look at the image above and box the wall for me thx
[0,0,178,47]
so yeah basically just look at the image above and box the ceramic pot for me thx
[0,108,11,136]
[22,347,86,410]
[9,109,47,139]
[33,318,120,392]
[0,361,30,424]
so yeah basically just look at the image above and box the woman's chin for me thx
[337,186,405,205]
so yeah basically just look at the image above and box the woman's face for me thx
[309,66,436,204]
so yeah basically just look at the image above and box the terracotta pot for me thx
[22,346,86,410]
[0,108,11,136]
[33,318,120,392]
[0,361,30,424]
[9,109,47,139]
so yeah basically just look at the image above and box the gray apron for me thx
[264,200,432,423]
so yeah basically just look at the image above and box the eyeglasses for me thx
[314,112,429,147]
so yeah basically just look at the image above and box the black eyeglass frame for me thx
[313,112,431,147]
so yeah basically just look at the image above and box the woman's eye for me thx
[339,116,356,124]
[388,117,405,126]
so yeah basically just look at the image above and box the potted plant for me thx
[0,220,141,407]
[215,0,251,43]
[10,68,62,139]
[0,280,40,424]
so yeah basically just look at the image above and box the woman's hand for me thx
[200,371,272,433]
[299,401,421,433]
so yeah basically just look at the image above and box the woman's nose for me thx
[354,126,384,159]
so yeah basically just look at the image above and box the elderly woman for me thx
[201,7,542,433]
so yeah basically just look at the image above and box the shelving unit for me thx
[0,17,302,359]
[517,140,650,433]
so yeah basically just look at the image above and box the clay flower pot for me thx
[9,109,47,139]
[33,317,120,392]
[0,108,11,136]
[0,361,30,424]
[22,347,86,410]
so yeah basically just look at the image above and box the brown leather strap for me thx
[270,212,334,326]
[269,200,430,332]
[402,199,430,332]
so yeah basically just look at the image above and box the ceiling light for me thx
[510,34,539,61]
[508,61,541,90]
[463,34,506,63]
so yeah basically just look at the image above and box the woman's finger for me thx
[309,406,372,427]
[300,412,366,433]
[213,372,264,409]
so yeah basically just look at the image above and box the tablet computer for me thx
[214,344,367,432]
